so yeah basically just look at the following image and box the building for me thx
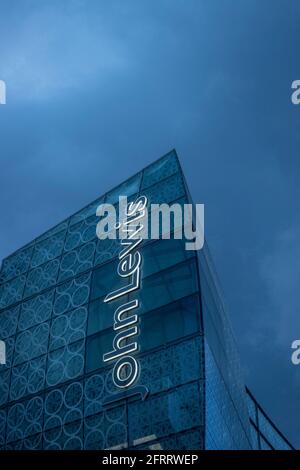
[0,150,294,450]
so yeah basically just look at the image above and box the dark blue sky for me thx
[0,0,299,447]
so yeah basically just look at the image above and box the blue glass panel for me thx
[0,369,11,406]
[31,230,65,268]
[249,423,259,450]
[14,322,50,365]
[94,237,120,268]
[132,259,199,314]
[138,336,203,395]
[90,259,129,302]
[84,406,127,450]
[6,396,44,443]
[247,392,257,425]
[18,290,54,331]
[0,275,26,309]
[86,296,200,374]
[141,238,194,279]
[87,295,127,336]
[105,173,142,205]
[25,260,59,297]
[58,241,96,282]
[44,381,84,431]
[139,296,199,351]
[128,382,202,446]
[141,151,179,190]
[69,196,105,227]
[43,420,83,450]
[53,272,91,316]
[46,340,85,387]
[23,432,43,450]
[205,340,252,450]
[64,216,98,252]
[10,355,46,401]
[4,337,14,368]
[261,435,273,450]
[0,409,6,447]
[35,221,68,243]
[49,305,87,351]
[0,245,33,283]
[0,305,20,338]
[143,172,185,206]
[85,331,113,373]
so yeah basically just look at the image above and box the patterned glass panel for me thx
[18,290,54,331]
[10,355,46,401]
[14,322,50,365]
[143,172,185,206]
[84,406,127,450]
[141,150,179,190]
[0,370,11,406]
[24,260,59,298]
[44,381,84,430]
[0,305,20,338]
[35,221,68,243]
[64,216,98,252]
[31,231,65,268]
[105,173,142,205]
[46,340,85,387]
[53,272,91,316]
[0,245,33,283]
[58,242,96,282]
[0,275,26,309]
[69,196,105,227]
[6,397,44,443]
[205,340,252,450]
[49,305,87,351]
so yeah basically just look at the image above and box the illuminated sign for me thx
[102,196,149,405]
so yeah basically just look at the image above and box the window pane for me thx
[133,259,199,314]
[141,238,194,279]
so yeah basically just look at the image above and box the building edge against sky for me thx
[0,149,295,450]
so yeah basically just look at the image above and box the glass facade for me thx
[0,149,293,450]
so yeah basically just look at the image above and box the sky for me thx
[0,0,299,447]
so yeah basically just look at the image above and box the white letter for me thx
[291,340,300,365]
[291,80,300,105]
[150,203,183,240]
[96,203,117,239]
[184,204,204,251]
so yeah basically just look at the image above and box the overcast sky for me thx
[0,0,299,447]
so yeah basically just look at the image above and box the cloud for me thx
[0,1,134,102]
[260,226,300,346]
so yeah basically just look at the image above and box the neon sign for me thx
[102,195,149,405]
